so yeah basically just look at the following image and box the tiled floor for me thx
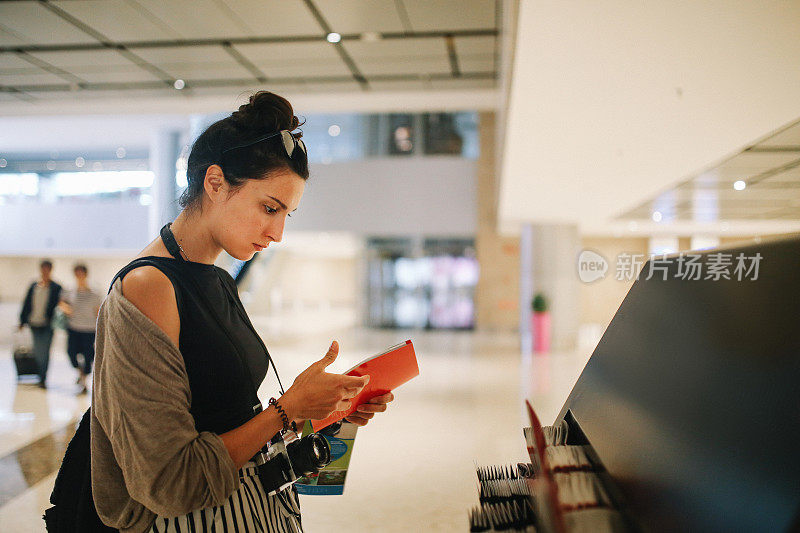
[0,326,591,532]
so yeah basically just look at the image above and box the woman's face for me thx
[213,167,306,261]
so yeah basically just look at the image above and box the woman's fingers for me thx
[345,413,373,426]
[356,403,387,413]
[366,392,394,404]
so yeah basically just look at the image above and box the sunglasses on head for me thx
[221,130,307,159]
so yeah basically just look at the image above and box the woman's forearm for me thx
[219,405,286,469]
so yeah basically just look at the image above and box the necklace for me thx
[176,239,190,262]
[169,224,191,261]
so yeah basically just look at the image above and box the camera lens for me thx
[287,433,331,476]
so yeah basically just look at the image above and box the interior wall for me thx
[579,236,649,330]
[0,255,131,304]
[0,201,149,254]
[475,111,520,332]
[578,231,800,337]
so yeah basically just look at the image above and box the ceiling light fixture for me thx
[733,180,746,191]
[116,147,126,159]
[173,79,185,90]
[652,211,663,222]
[75,157,85,168]
[328,125,341,137]
[326,32,341,43]
[0,158,7,168]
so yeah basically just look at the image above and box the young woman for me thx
[59,263,101,394]
[91,91,393,533]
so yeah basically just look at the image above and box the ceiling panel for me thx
[0,52,39,71]
[367,79,428,91]
[401,0,495,32]
[135,0,319,40]
[133,45,253,80]
[0,25,29,47]
[51,0,179,42]
[315,0,405,34]
[296,80,362,93]
[223,0,322,37]
[756,121,800,147]
[0,0,499,106]
[454,36,495,73]
[0,2,98,45]
[23,49,162,83]
[134,0,251,39]
[2,72,70,86]
[234,42,350,78]
[713,151,800,172]
[76,69,165,84]
[29,49,138,68]
[429,77,495,90]
[345,38,449,76]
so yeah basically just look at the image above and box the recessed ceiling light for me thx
[733,180,746,191]
[46,161,56,171]
[0,158,7,168]
[652,211,663,222]
[75,157,85,168]
[328,124,341,137]
[173,79,185,90]
[116,147,126,159]
[326,32,341,43]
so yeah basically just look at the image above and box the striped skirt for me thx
[148,463,303,533]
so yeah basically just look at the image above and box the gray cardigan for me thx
[91,279,239,532]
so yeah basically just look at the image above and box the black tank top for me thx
[112,254,273,435]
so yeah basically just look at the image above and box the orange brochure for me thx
[311,340,419,431]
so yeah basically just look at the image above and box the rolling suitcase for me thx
[13,328,39,378]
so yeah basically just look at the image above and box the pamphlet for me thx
[311,340,419,432]
[295,420,358,495]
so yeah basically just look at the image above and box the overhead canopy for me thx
[499,0,800,234]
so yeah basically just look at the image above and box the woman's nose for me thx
[266,216,286,243]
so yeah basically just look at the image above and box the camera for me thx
[255,429,332,495]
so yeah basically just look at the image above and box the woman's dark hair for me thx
[180,91,309,210]
[74,263,88,275]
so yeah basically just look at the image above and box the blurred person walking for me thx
[19,259,62,388]
[59,264,101,394]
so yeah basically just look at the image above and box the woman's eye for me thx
[264,205,278,214]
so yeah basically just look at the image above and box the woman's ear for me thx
[203,164,226,203]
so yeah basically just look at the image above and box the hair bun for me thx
[230,91,300,134]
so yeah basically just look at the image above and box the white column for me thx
[519,223,533,355]
[531,224,581,352]
[148,129,181,238]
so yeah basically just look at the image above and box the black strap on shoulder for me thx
[109,257,174,294]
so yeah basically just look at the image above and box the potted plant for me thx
[531,293,551,353]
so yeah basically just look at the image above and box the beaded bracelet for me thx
[269,397,297,433]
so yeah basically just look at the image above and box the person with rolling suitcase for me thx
[18,259,62,388]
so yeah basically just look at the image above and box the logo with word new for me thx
[577,250,608,283]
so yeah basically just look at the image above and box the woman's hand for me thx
[345,392,394,427]
[279,341,369,422]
